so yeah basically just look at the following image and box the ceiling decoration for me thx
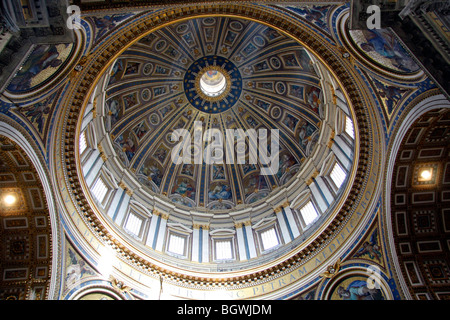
[0,0,448,303]
[6,44,74,94]
[0,0,446,301]
[390,108,450,300]
[51,2,385,299]
[4,43,76,97]
[103,16,324,209]
[337,12,424,81]
[0,136,52,300]
[184,55,242,113]
[83,13,137,47]
[348,28,419,74]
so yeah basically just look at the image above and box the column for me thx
[235,222,248,261]
[331,141,351,170]
[201,225,209,263]
[235,221,257,261]
[314,176,334,207]
[113,189,131,226]
[155,213,168,252]
[275,207,292,243]
[282,204,301,239]
[106,187,124,219]
[192,226,201,263]
[83,149,101,185]
[81,104,94,131]
[145,209,160,249]
[309,181,328,214]
[243,221,257,259]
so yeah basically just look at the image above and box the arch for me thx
[0,119,61,299]
[383,92,450,299]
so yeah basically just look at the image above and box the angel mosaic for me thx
[297,120,317,149]
[108,59,124,85]
[372,79,410,114]
[181,163,195,177]
[282,54,299,67]
[211,164,226,180]
[287,5,331,32]
[171,196,194,208]
[65,247,96,289]
[242,163,256,175]
[125,62,140,75]
[283,114,299,132]
[90,14,135,44]
[133,121,149,140]
[354,228,382,262]
[262,27,281,41]
[277,153,297,179]
[209,201,232,210]
[107,97,122,127]
[153,146,169,164]
[306,86,322,114]
[20,97,53,133]
[123,93,138,110]
[243,174,268,198]
[116,132,137,161]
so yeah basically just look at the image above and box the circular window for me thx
[199,70,227,97]
[184,56,241,113]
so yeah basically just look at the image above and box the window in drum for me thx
[91,177,108,203]
[260,227,279,251]
[345,116,354,139]
[300,200,319,226]
[168,234,185,256]
[79,130,88,154]
[330,162,346,189]
[215,239,233,260]
[124,212,143,237]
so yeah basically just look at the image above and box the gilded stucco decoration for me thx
[0,136,53,300]
[0,1,446,301]
[51,3,384,299]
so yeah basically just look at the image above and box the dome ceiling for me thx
[55,2,389,299]
[5,0,445,301]
[103,16,324,210]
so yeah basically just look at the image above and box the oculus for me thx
[199,68,228,98]
[184,56,242,114]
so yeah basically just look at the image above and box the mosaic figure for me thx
[356,28,419,73]
[208,182,232,201]
[7,44,72,92]
[336,280,384,300]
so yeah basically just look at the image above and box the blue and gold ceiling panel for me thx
[100,16,328,209]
